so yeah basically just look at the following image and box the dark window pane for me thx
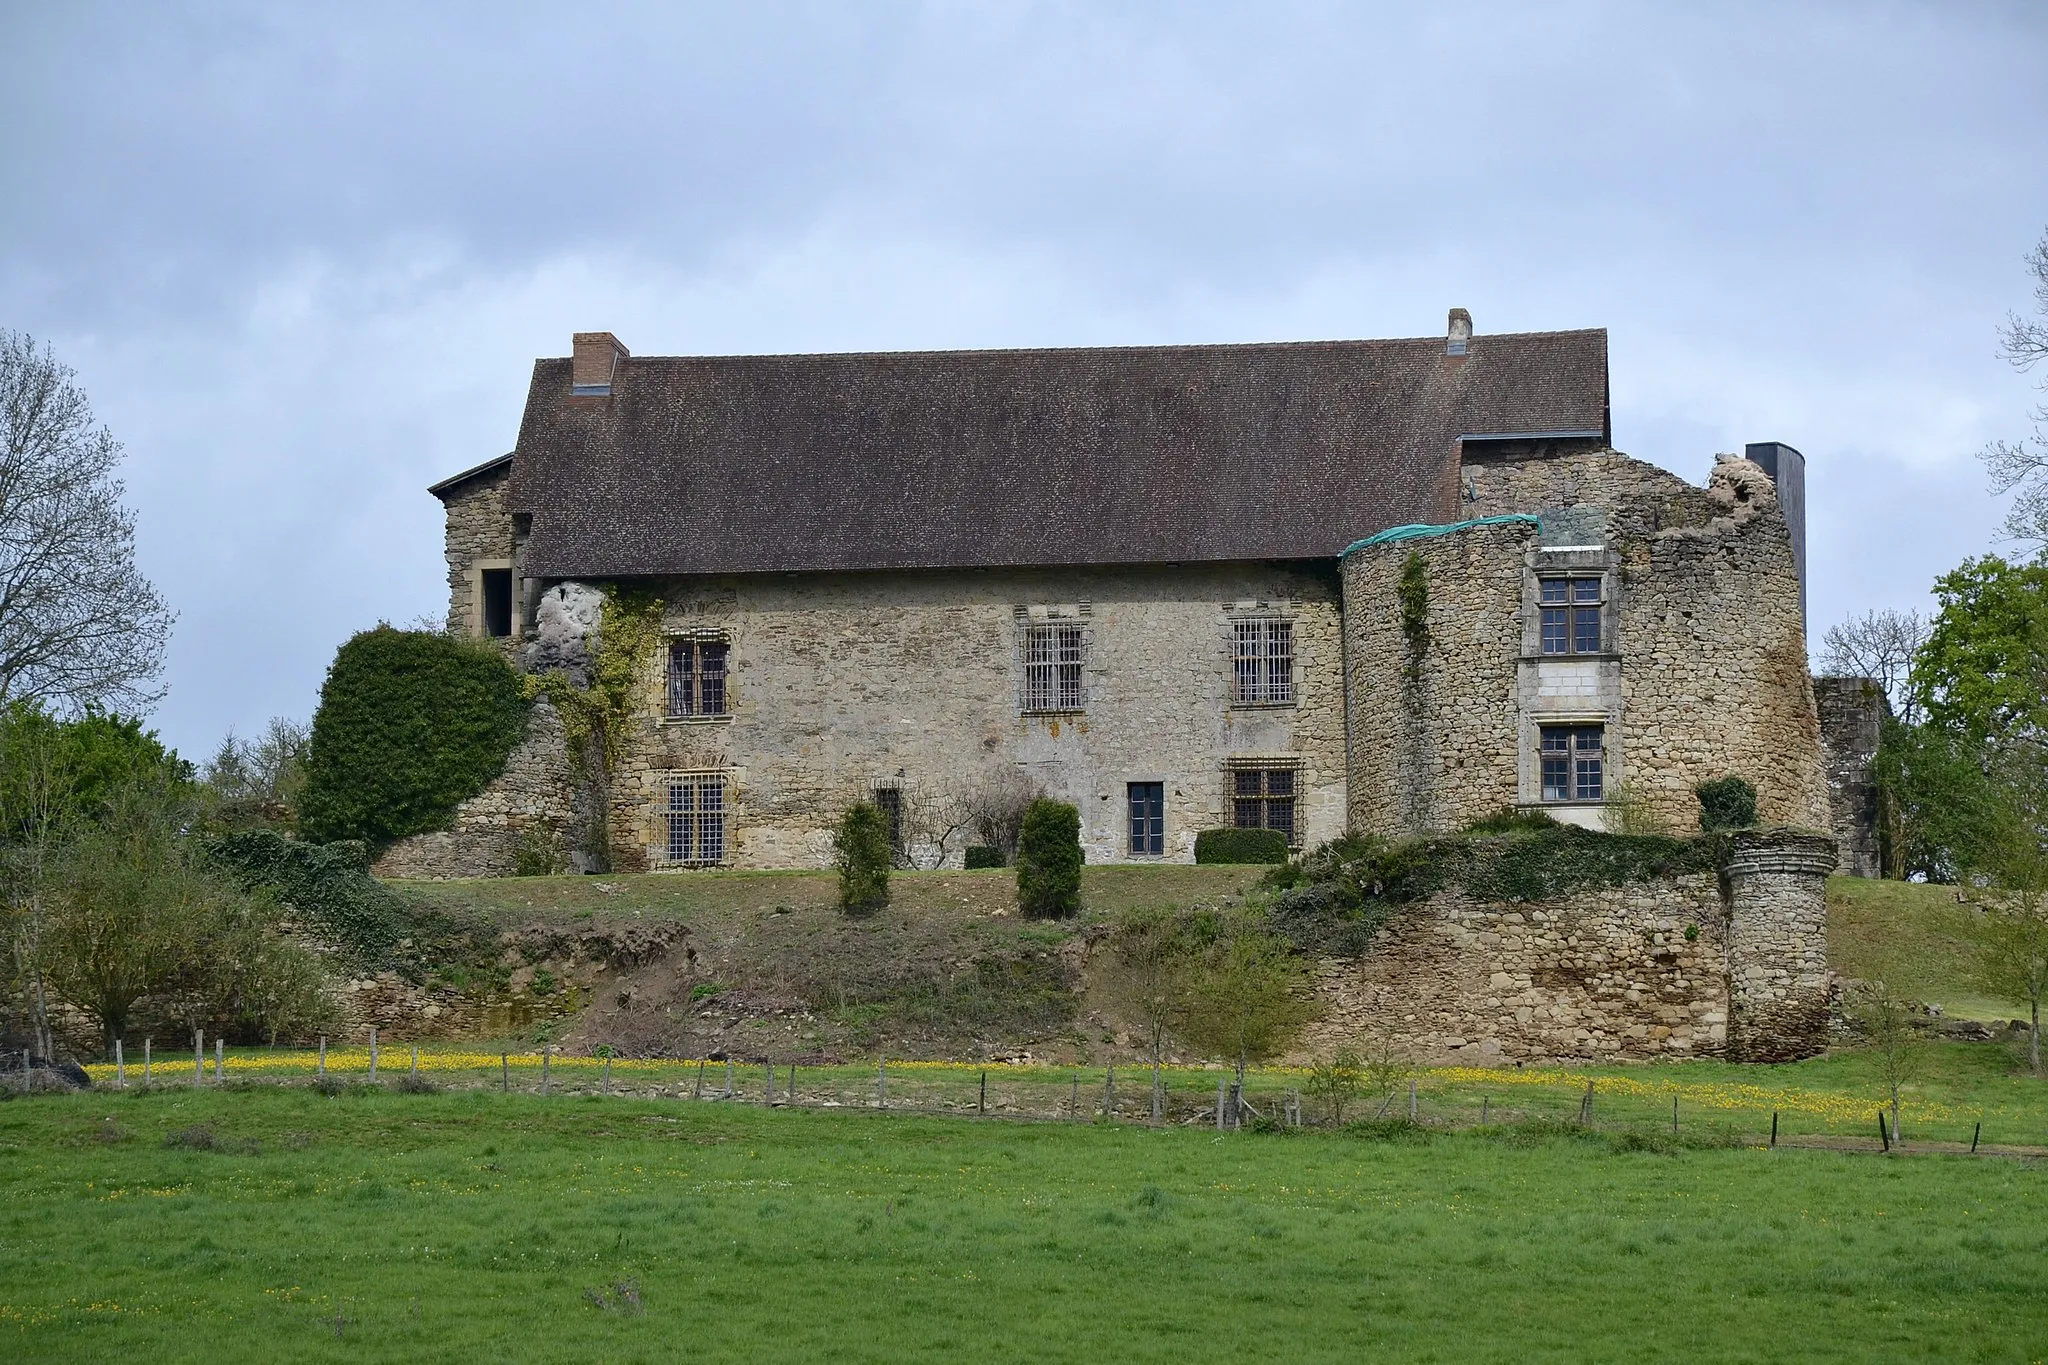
[1572,577,1601,603]
[1268,798,1295,844]
[1266,769,1294,797]
[699,642,728,715]
[1129,782,1164,855]
[1573,607,1602,654]
[1235,770,1263,797]
[482,569,513,638]
[1541,609,1568,654]
[874,788,902,851]
[1234,798,1263,828]
[1540,579,1567,604]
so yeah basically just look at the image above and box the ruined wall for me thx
[1346,449,1831,838]
[371,698,580,879]
[1343,520,1530,836]
[440,466,515,639]
[601,563,1348,870]
[1300,829,1833,1063]
[1814,676,1885,878]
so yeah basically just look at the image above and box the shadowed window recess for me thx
[1232,768,1296,846]
[666,639,729,717]
[1540,725,1604,801]
[1232,619,1294,705]
[481,568,513,638]
[663,774,727,865]
[1022,623,1084,712]
[1539,577,1602,655]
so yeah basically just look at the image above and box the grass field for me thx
[1826,876,2025,1020]
[4,1081,2046,1363]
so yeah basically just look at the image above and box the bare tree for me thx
[202,717,310,831]
[0,332,174,714]
[1980,228,2048,552]
[1852,980,1922,1147]
[1818,608,1928,722]
[893,782,974,870]
[960,769,1042,863]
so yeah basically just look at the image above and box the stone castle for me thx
[396,314,1860,1061]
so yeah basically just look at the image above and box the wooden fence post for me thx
[501,1053,509,1093]
[877,1060,887,1109]
[1103,1066,1114,1120]
[115,1040,124,1088]
[318,1036,327,1076]
[214,1038,223,1081]
[540,1046,551,1095]
[195,1029,204,1085]
[1151,1061,1162,1125]
[1672,1095,1679,1136]
[1480,1096,1489,1126]
[143,1037,151,1086]
[1971,1121,1980,1154]
[979,1070,987,1116]
[1409,1077,1418,1123]
[1770,1111,1778,1147]
[764,1059,773,1105]
[1069,1073,1080,1121]
[604,1056,613,1096]
[692,1059,705,1100]
[368,1027,378,1081]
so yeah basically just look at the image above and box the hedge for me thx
[1016,799,1082,919]
[834,802,891,916]
[299,627,529,845]
[1695,776,1758,833]
[1194,827,1290,864]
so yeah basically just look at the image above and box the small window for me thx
[1022,623,1085,712]
[872,786,903,854]
[1539,577,1603,655]
[663,774,727,865]
[1232,768,1297,846]
[1540,726,1605,801]
[481,568,513,638]
[1232,619,1294,705]
[1128,782,1164,856]
[667,639,730,717]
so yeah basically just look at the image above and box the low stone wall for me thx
[1299,828,1834,1063]
[370,698,580,880]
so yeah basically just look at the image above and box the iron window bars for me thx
[1022,623,1085,712]
[664,774,727,865]
[667,639,729,717]
[1232,619,1294,705]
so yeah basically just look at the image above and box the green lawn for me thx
[5,1075,2046,1363]
[1827,876,2025,1020]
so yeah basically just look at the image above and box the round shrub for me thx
[963,844,1005,870]
[1016,799,1082,919]
[299,628,529,845]
[834,801,891,916]
[1695,775,1758,833]
[1194,827,1290,865]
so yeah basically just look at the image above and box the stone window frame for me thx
[1520,547,1618,661]
[1225,754,1303,849]
[1227,610,1297,708]
[1015,605,1091,715]
[654,769,730,868]
[468,558,513,639]
[662,629,733,725]
[1538,722,1607,802]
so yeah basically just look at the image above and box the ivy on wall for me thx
[526,587,667,870]
[299,628,529,845]
[1398,550,1430,669]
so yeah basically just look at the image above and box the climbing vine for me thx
[526,588,667,868]
[1398,550,1429,672]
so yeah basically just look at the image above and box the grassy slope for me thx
[5,1088,2046,1364]
[1826,876,2024,1020]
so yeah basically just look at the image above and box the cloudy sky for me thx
[3,2,2046,760]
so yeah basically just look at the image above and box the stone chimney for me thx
[570,332,630,396]
[1446,308,1472,356]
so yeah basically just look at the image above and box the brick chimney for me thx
[1446,308,1472,356]
[570,332,630,395]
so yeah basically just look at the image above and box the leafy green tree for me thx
[1305,1048,1364,1124]
[833,801,891,917]
[1911,556,2048,743]
[1016,799,1082,919]
[300,628,528,845]
[1966,752,2048,1075]
[1171,926,1320,1095]
[1872,717,1998,882]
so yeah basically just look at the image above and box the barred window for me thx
[1232,619,1294,705]
[667,639,729,717]
[1540,725,1605,801]
[1232,768,1297,846]
[872,785,903,854]
[1539,578,1603,655]
[1022,623,1085,712]
[663,774,727,865]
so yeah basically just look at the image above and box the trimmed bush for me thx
[299,628,529,845]
[963,844,1005,870]
[1194,827,1290,865]
[834,802,891,917]
[1016,799,1083,919]
[1696,776,1758,833]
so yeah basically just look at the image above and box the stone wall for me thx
[371,698,580,879]
[440,465,516,639]
[1814,676,1885,878]
[603,563,1349,870]
[1345,449,1831,838]
[1299,828,1833,1063]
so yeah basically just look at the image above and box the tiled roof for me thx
[502,330,1608,577]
